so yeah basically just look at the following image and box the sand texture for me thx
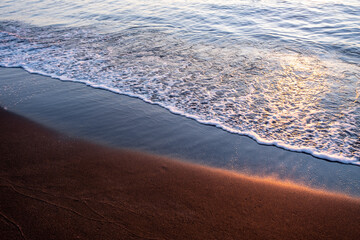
[0,108,359,240]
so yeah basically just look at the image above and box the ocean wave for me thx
[1,21,359,165]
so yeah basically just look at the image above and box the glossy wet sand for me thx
[1,108,359,239]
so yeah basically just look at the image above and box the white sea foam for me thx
[1,16,359,165]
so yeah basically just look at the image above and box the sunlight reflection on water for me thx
[0,0,359,164]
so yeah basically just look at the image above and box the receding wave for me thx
[1,21,359,165]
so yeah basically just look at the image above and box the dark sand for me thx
[0,108,359,240]
[2,66,359,197]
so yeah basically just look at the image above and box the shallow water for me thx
[0,0,359,164]
[1,67,360,197]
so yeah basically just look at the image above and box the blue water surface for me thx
[0,0,359,164]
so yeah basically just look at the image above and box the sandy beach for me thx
[1,107,359,239]
[2,0,360,239]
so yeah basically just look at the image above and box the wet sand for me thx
[1,66,359,197]
[0,107,359,240]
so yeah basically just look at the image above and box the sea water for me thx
[0,0,359,165]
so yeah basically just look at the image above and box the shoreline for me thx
[1,67,359,197]
[3,65,358,166]
[1,108,359,239]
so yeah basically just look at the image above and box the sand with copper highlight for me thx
[0,108,359,240]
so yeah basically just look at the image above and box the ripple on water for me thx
[0,0,359,164]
